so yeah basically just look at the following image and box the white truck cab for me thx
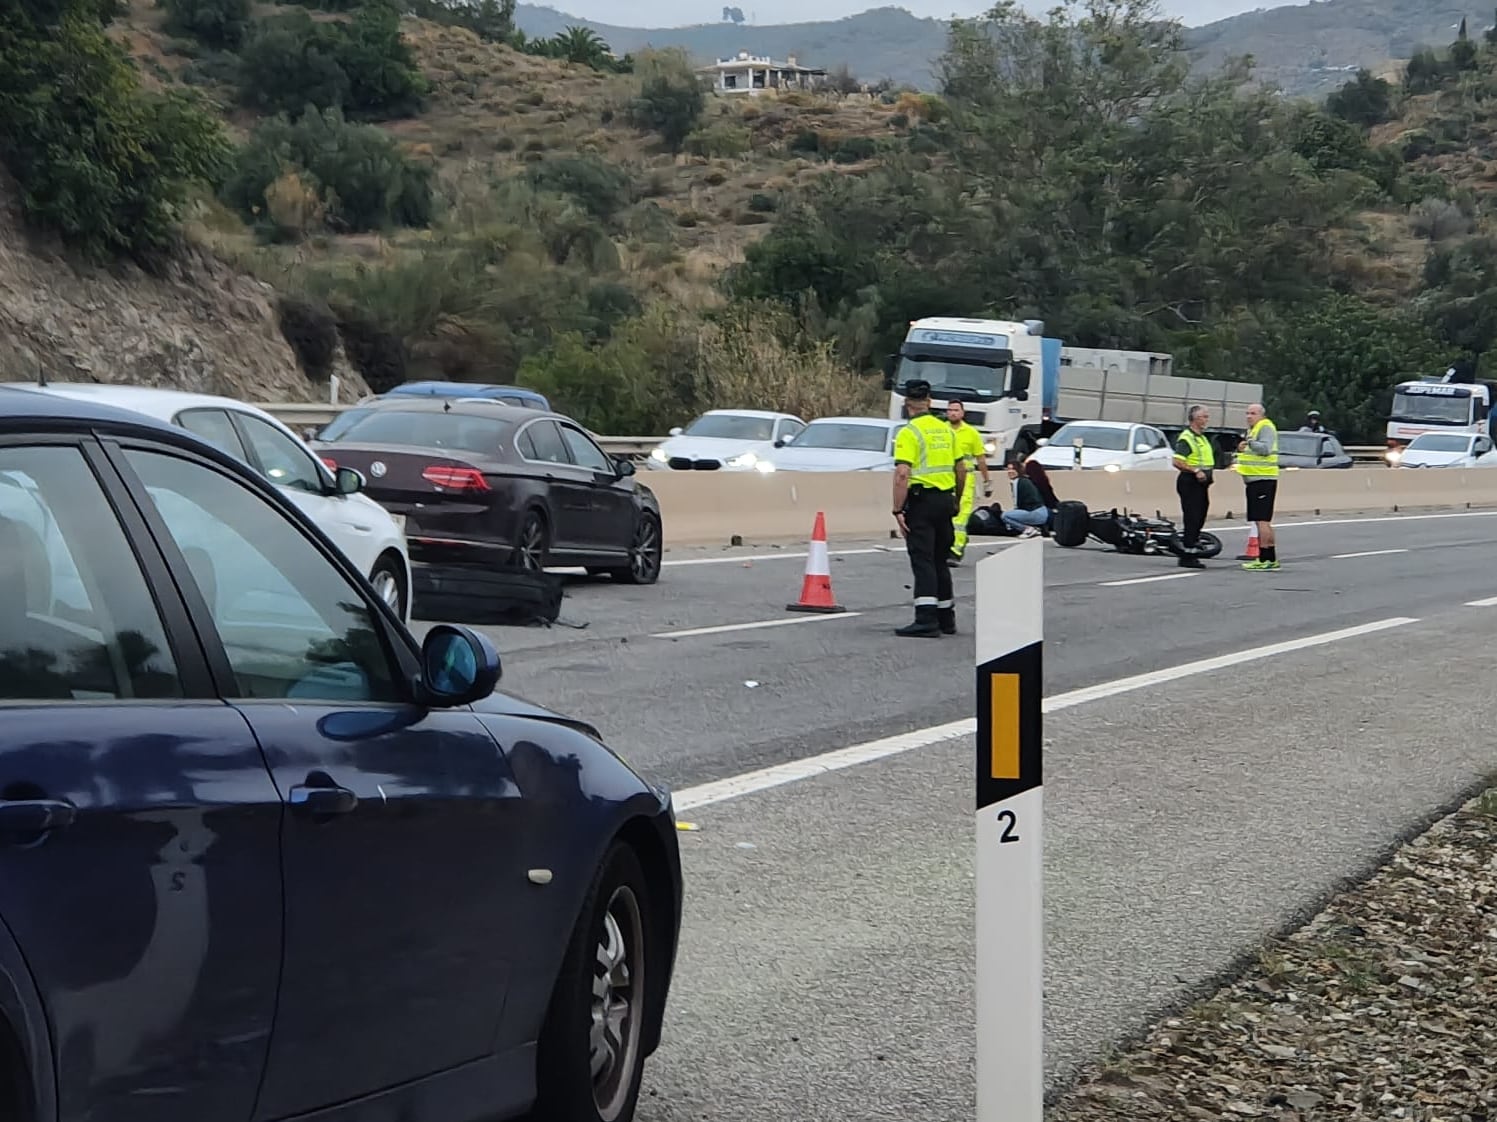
[882,317,1042,456]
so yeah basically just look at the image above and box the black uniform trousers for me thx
[904,485,956,617]
[1176,472,1209,549]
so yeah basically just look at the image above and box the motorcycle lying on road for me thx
[1051,500,1224,559]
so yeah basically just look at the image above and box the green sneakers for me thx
[1242,559,1281,571]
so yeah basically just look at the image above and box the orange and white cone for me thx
[787,511,846,614]
[1237,522,1259,562]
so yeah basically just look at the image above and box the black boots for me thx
[896,607,956,637]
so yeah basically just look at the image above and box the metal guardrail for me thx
[263,403,666,459]
[265,403,1393,465]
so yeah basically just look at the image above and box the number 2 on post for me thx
[995,809,1020,843]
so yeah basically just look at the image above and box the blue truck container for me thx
[1040,337,1063,417]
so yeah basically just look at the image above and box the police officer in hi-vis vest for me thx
[946,399,991,564]
[892,380,967,637]
[1238,402,1281,571]
[1172,404,1215,569]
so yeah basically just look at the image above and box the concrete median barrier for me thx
[646,468,1497,547]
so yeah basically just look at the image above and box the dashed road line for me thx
[1465,596,1497,607]
[1331,548,1409,559]
[1099,572,1198,587]
[670,615,1419,812]
[651,613,864,639]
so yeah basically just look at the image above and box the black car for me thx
[312,398,664,585]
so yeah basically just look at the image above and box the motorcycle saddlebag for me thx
[1051,500,1090,547]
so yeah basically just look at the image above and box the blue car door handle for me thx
[288,785,358,816]
[0,799,77,833]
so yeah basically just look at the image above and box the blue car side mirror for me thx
[419,625,501,706]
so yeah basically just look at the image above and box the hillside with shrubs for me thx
[10,0,1497,440]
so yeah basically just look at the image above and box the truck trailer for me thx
[883,317,1264,460]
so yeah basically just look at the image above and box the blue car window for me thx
[0,445,183,702]
[123,449,403,704]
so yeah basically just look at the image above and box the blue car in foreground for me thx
[0,386,681,1122]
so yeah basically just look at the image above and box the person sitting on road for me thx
[1000,459,1048,538]
[1021,457,1060,535]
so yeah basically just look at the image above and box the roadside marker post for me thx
[975,537,1044,1122]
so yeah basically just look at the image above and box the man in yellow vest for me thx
[893,380,966,637]
[1172,404,1215,569]
[1237,402,1280,570]
[946,400,992,564]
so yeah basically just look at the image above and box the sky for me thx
[536,0,1298,28]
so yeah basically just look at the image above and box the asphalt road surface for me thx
[415,508,1497,1121]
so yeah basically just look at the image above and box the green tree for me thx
[0,1,232,262]
[160,0,251,48]
[1243,295,1456,442]
[627,48,705,152]
[223,106,432,233]
[237,4,424,120]
[1324,69,1394,128]
[1420,236,1497,357]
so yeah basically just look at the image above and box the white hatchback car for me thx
[753,417,904,472]
[1029,421,1175,471]
[1392,431,1497,468]
[650,409,806,472]
[4,383,413,620]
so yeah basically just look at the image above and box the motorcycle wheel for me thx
[1165,530,1223,560]
[1195,531,1223,559]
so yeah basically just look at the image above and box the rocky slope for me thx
[0,173,366,402]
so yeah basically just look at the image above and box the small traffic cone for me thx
[787,511,846,614]
[1237,522,1259,562]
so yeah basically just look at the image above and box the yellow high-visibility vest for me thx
[894,413,957,491]
[1237,418,1278,478]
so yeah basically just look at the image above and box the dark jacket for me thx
[1023,461,1059,508]
[1011,475,1044,512]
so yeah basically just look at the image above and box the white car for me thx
[649,409,806,472]
[1029,421,1174,471]
[4,383,412,620]
[753,417,904,472]
[1390,431,1497,468]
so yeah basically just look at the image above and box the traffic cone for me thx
[787,511,846,614]
[1237,522,1259,562]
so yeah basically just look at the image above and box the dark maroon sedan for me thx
[312,398,663,584]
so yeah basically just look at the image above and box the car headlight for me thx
[1385,449,1402,464]
[1103,463,1121,473]
[726,452,758,468]
[984,440,998,455]
[650,447,667,462]
[755,461,777,473]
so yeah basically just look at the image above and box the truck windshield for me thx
[1390,391,1473,425]
[895,357,1006,400]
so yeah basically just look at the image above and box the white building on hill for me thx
[697,50,827,94]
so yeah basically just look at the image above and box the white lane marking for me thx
[651,612,863,639]
[1332,548,1409,559]
[670,615,1418,812]
[1466,596,1497,607]
[655,510,1497,568]
[1099,572,1198,587]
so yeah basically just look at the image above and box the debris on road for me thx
[1048,787,1497,1122]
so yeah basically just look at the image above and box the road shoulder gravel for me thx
[1049,783,1497,1121]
